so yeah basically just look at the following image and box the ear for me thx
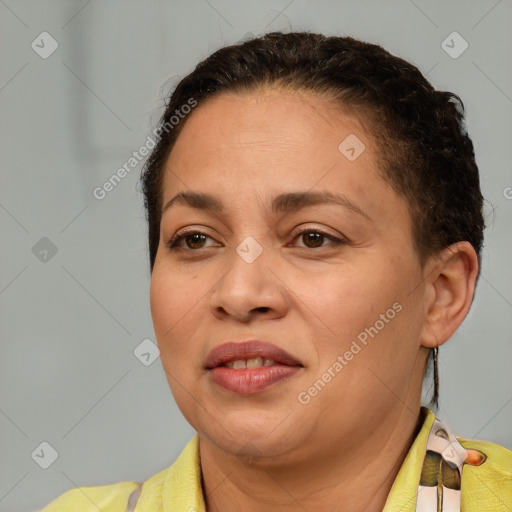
[420,242,479,349]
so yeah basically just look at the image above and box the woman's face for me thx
[150,88,430,463]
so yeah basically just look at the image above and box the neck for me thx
[199,404,426,512]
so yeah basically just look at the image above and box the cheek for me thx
[311,263,400,331]
[150,274,172,334]
[306,256,418,366]
[150,270,193,347]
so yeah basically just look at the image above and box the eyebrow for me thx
[161,190,372,221]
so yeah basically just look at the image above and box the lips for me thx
[205,340,303,369]
[205,340,303,395]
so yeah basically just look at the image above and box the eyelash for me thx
[166,227,346,252]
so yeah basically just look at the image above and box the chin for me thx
[196,409,304,461]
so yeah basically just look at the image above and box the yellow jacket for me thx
[40,408,512,511]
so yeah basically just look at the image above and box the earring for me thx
[432,346,439,409]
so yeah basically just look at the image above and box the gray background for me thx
[1,1,511,511]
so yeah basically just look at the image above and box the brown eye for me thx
[293,229,345,249]
[182,233,208,249]
[167,230,214,251]
[302,232,324,248]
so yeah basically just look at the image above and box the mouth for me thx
[205,340,304,395]
[222,357,277,369]
[205,340,303,370]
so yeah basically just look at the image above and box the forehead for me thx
[162,89,407,225]
[170,88,369,159]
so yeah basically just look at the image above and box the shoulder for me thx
[40,463,172,512]
[39,437,200,512]
[457,437,512,509]
[39,480,142,512]
[39,462,171,512]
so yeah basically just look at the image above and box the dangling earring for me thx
[432,346,439,409]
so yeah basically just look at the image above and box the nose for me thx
[208,242,288,322]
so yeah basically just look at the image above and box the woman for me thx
[41,31,512,512]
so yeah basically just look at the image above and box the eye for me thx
[290,228,346,249]
[166,229,217,251]
[166,227,346,252]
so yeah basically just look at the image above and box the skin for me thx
[150,87,479,512]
